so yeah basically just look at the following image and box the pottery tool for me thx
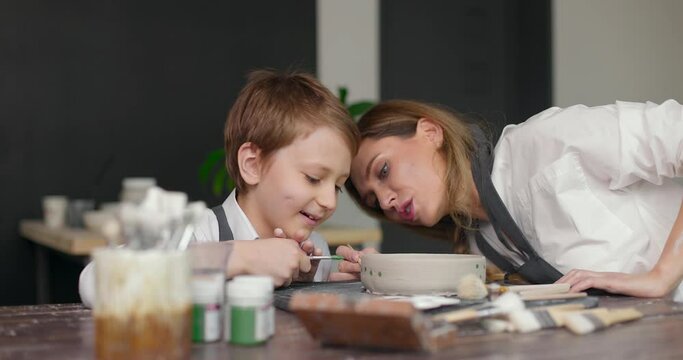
[289,292,459,352]
[509,296,600,333]
[431,292,525,323]
[564,307,643,335]
[456,273,488,300]
[308,255,344,260]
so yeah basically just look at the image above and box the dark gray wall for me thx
[0,1,316,305]
[379,0,551,254]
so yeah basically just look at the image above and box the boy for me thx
[191,69,359,284]
[79,70,358,306]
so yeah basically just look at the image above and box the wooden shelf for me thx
[20,220,382,256]
[20,220,106,256]
[317,226,381,247]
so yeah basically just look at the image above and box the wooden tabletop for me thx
[19,220,382,256]
[2,297,683,359]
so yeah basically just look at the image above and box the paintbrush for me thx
[308,255,344,260]
[564,307,643,335]
[488,283,570,295]
[431,292,525,323]
[509,296,600,333]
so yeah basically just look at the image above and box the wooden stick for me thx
[520,291,587,301]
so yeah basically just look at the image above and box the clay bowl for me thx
[360,253,486,296]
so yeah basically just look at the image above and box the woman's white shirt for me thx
[470,100,683,291]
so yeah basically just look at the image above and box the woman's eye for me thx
[305,174,320,184]
[378,162,389,179]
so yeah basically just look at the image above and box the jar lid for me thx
[192,273,224,303]
[227,279,272,299]
[233,275,273,289]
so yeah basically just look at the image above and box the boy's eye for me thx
[378,162,389,179]
[335,185,343,194]
[305,174,320,184]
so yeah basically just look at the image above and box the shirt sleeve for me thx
[79,261,96,308]
[611,100,683,189]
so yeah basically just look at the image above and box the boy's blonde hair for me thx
[345,99,477,253]
[225,69,359,193]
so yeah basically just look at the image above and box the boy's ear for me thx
[237,142,263,186]
[416,117,444,148]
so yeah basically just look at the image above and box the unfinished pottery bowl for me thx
[360,253,486,296]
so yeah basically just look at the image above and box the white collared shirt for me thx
[468,100,683,297]
[193,189,332,282]
[193,189,259,243]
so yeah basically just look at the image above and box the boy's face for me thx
[241,126,352,240]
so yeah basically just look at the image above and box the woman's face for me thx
[350,119,449,227]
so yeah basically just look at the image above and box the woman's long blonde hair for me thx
[345,99,478,252]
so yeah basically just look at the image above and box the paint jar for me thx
[187,243,232,343]
[94,248,191,360]
[231,275,275,338]
[191,270,224,342]
[225,278,273,346]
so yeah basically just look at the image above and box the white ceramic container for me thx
[360,253,486,296]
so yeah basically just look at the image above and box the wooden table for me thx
[2,297,683,359]
[19,220,382,304]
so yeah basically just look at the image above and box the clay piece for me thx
[360,253,486,296]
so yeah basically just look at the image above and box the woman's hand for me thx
[328,245,379,281]
[556,268,671,298]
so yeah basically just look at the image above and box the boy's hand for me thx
[273,228,319,283]
[329,245,379,281]
[228,239,308,287]
[294,246,322,283]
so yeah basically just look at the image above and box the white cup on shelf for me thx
[43,195,68,228]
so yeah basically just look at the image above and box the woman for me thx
[334,99,683,298]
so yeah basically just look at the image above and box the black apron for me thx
[469,125,563,284]
[211,205,234,241]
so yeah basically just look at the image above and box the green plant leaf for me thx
[212,167,228,197]
[198,149,225,184]
[338,87,348,106]
[348,101,375,119]
[225,173,235,193]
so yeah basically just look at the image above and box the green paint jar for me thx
[190,270,225,343]
[225,279,271,346]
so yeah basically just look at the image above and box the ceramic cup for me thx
[42,195,68,228]
[67,199,95,228]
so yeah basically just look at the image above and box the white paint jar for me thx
[225,278,272,345]
[232,275,274,337]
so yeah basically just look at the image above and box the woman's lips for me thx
[398,199,415,222]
